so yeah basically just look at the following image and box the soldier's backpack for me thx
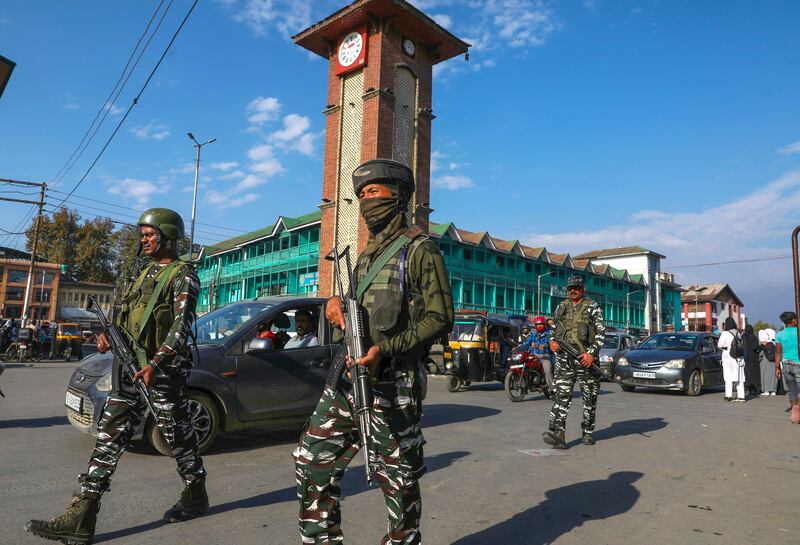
[728,331,745,359]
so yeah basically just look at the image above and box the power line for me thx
[52,0,200,206]
[669,255,792,269]
[49,0,170,189]
[46,188,250,234]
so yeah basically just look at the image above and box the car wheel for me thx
[446,375,462,393]
[621,384,636,392]
[685,369,702,396]
[148,391,220,456]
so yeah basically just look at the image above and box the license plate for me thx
[65,391,83,412]
[633,371,656,379]
[509,364,524,370]
[444,352,451,359]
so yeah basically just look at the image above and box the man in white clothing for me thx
[718,316,745,402]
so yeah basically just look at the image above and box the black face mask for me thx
[360,196,400,233]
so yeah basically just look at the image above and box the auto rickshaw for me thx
[52,322,83,361]
[444,310,519,392]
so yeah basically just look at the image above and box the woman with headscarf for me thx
[758,327,778,395]
[742,324,761,396]
[717,317,746,402]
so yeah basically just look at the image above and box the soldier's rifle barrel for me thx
[551,331,605,380]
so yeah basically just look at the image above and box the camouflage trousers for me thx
[547,356,600,435]
[79,367,206,495]
[293,368,425,545]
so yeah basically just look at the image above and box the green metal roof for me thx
[205,210,321,256]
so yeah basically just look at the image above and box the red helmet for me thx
[534,316,546,325]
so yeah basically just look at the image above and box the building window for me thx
[8,270,28,283]
[34,289,51,303]
[495,256,504,267]
[495,292,505,308]
[5,305,22,318]
[525,263,532,273]
[463,249,473,261]
[6,286,24,300]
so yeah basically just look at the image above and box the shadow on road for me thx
[422,404,502,428]
[451,471,643,545]
[565,417,668,448]
[93,450,471,544]
[0,415,69,429]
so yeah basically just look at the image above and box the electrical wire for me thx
[52,0,200,206]
[669,255,792,269]
[49,0,170,189]
[46,188,250,234]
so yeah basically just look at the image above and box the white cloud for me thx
[246,96,281,126]
[220,0,312,37]
[129,121,170,141]
[432,173,476,190]
[220,169,246,180]
[630,6,644,15]
[521,171,800,322]
[268,114,318,156]
[432,13,452,28]
[777,141,800,154]
[246,144,284,179]
[63,102,79,111]
[206,190,259,209]
[209,161,240,171]
[487,0,559,48]
[107,177,169,207]
[168,163,197,175]
[103,101,124,115]
[431,150,446,173]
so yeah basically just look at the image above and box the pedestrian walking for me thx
[775,311,800,423]
[542,275,606,449]
[293,159,454,545]
[742,324,761,396]
[25,208,208,545]
[758,327,778,395]
[717,317,746,402]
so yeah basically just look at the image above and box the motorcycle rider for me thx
[521,316,554,393]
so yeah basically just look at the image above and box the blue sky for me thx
[1,0,799,323]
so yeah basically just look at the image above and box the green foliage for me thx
[111,225,143,292]
[752,320,777,335]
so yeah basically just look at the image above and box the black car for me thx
[614,332,723,396]
[65,296,334,455]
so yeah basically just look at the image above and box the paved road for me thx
[1,361,797,545]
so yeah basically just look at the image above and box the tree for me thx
[26,208,115,282]
[752,320,777,335]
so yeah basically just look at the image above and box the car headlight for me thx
[599,355,613,363]
[446,362,454,369]
[665,359,685,369]
[617,357,629,367]
[96,372,112,392]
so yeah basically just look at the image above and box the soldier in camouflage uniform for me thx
[542,274,606,449]
[26,208,208,545]
[293,159,454,545]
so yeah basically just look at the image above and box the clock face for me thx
[338,32,363,68]
[402,38,415,57]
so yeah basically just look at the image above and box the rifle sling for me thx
[355,234,411,300]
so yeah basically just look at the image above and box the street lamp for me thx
[626,289,646,333]
[537,270,554,315]
[187,132,216,257]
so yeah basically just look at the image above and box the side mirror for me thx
[246,337,275,354]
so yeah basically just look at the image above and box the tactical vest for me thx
[554,299,596,354]
[355,235,427,366]
[117,260,183,362]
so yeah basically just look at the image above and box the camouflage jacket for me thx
[553,298,606,357]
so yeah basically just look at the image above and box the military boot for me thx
[581,433,595,445]
[24,492,100,545]
[163,478,209,522]
[542,430,566,449]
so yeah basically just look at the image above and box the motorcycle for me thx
[504,347,550,402]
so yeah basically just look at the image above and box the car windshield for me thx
[60,325,80,337]
[603,335,620,349]
[637,334,698,351]
[196,303,273,345]
[450,320,484,342]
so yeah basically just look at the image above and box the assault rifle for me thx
[86,295,159,417]
[329,245,376,485]
[550,330,606,380]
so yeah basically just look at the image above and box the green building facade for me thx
[196,211,682,332]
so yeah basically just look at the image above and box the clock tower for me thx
[293,0,469,297]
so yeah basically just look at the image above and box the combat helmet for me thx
[138,208,185,252]
[566,274,585,289]
[352,159,415,200]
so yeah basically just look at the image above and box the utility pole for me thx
[626,289,645,334]
[0,178,46,326]
[536,270,554,315]
[187,133,216,257]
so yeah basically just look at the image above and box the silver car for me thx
[597,333,637,378]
